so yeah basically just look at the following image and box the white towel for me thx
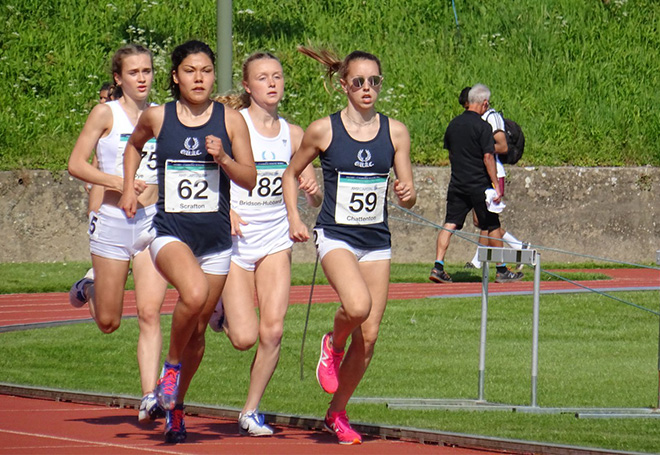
[485,188,506,213]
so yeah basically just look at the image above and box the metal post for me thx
[656,250,660,409]
[478,261,489,402]
[216,0,233,94]
[531,253,541,407]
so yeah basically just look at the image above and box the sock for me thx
[470,250,481,267]
[496,264,508,273]
[434,260,444,270]
[502,231,522,250]
[329,334,344,354]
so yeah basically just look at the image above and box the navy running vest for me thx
[152,101,232,256]
[315,111,395,250]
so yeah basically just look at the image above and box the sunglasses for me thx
[350,75,383,89]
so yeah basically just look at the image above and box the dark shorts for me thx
[444,187,501,231]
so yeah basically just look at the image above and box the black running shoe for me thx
[429,267,453,283]
[495,270,524,283]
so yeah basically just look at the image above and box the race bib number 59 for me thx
[165,160,219,213]
[335,172,389,225]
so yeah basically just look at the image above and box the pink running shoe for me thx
[324,410,362,445]
[316,332,344,394]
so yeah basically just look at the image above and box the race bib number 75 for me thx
[335,172,389,225]
[165,160,219,213]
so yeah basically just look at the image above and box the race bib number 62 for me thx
[165,160,220,213]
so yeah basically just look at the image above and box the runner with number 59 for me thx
[282,46,416,445]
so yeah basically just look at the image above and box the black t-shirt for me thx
[443,110,495,192]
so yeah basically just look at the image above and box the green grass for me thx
[2,0,659,170]
[1,291,659,452]
[0,261,613,294]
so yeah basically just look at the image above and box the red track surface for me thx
[0,268,657,454]
[0,395,491,455]
[0,268,657,328]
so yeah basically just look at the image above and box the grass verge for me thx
[0,261,615,294]
[1,290,659,452]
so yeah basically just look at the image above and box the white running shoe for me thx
[209,298,225,333]
[138,392,164,423]
[238,411,274,436]
[68,277,93,308]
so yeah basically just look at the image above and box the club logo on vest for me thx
[354,149,374,168]
[180,137,201,156]
[261,150,276,161]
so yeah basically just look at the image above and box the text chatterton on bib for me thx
[335,172,389,225]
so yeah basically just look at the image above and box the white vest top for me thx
[483,108,506,178]
[230,108,292,222]
[96,100,158,184]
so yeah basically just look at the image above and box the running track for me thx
[0,268,657,454]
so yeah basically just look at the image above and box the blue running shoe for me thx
[209,298,225,333]
[156,362,181,411]
[165,404,186,444]
[69,277,93,308]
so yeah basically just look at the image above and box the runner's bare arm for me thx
[68,104,123,192]
[206,106,256,191]
[390,118,416,209]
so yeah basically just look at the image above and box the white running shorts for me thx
[89,203,156,261]
[313,228,391,262]
[150,235,231,275]
[231,215,293,271]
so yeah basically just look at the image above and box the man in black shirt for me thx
[429,84,523,284]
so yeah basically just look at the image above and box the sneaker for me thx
[68,277,93,308]
[464,261,480,269]
[209,298,225,333]
[316,332,344,394]
[165,404,186,444]
[156,362,181,411]
[84,267,95,280]
[324,410,362,445]
[138,392,165,423]
[495,269,524,283]
[429,267,452,283]
[238,410,274,436]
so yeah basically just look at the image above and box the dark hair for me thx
[110,44,152,99]
[458,86,471,108]
[216,52,281,110]
[297,46,381,92]
[169,40,216,100]
[100,82,113,92]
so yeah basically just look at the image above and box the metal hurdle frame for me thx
[351,246,660,418]
[476,246,540,407]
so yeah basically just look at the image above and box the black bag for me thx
[502,117,525,165]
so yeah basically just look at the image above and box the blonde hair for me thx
[297,45,382,93]
[214,52,282,110]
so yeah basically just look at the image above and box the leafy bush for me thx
[1,0,658,170]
